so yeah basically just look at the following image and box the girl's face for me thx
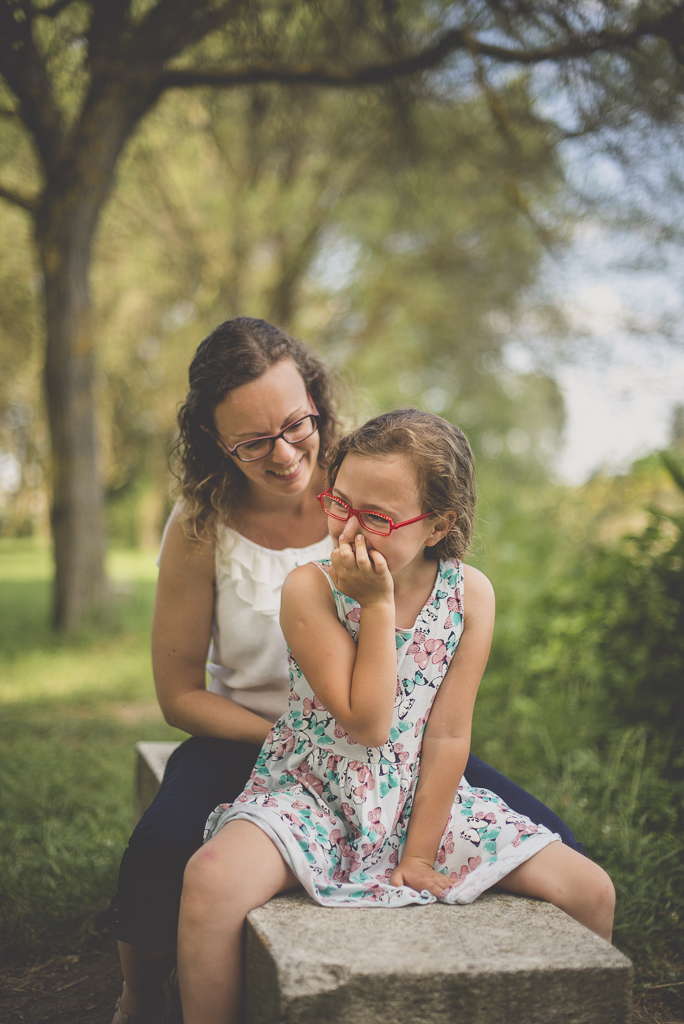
[329,453,446,575]
[213,359,321,504]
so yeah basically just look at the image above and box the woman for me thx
[110,317,582,1024]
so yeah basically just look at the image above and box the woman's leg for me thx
[495,842,615,942]
[110,737,260,1020]
[465,754,585,854]
[114,946,175,1021]
[178,820,298,1024]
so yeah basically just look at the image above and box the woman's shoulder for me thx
[158,511,215,580]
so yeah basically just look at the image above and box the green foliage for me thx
[477,452,684,771]
[503,732,684,990]
[470,454,684,997]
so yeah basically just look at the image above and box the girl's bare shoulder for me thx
[461,563,495,617]
[280,561,340,637]
[281,560,333,602]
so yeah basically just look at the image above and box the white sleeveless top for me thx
[206,526,333,721]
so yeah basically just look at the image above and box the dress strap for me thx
[310,558,360,639]
[312,558,338,597]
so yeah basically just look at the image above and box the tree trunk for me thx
[33,68,161,628]
[39,226,107,630]
[38,201,107,630]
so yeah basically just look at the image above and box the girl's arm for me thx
[280,535,397,748]
[152,516,274,745]
[390,564,495,897]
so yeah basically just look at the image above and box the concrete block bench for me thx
[135,742,633,1024]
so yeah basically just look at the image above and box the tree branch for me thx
[0,183,38,212]
[159,27,470,91]
[0,3,65,171]
[158,10,683,93]
[464,19,679,64]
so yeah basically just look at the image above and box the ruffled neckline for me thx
[216,526,332,616]
[219,526,330,559]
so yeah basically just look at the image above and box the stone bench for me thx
[135,742,633,1024]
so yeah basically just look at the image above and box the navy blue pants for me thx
[110,737,583,951]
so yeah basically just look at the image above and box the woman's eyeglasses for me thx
[218,399,319,463]
[317,490,434,537]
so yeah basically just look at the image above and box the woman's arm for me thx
[152,516,274,745]
[390,564,495,896]
[280,536,397,748]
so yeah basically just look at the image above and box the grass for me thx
[0,539,185,957]
[0,538,682,1012]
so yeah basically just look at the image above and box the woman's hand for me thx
[389,856,452,898]
[330,534,393,609]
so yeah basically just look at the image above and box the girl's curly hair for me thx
[173,317,339,541]
[326,408,476,561]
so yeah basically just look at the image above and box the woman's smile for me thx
[267,455,304,479]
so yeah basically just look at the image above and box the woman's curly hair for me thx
[173,317,339,541]
[326,408,476,561]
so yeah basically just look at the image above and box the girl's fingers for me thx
[336,538,356,566]
[353,535,371,569]
[425,881,447,897]
[368,548,389,574]
[389,865,450,895]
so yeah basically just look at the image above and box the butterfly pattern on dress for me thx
[205,558,559,906]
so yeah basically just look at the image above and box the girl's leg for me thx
[494,842,615,942]
[178,820,299,1024]
[110,737,260,1021]
[465,754,585,854]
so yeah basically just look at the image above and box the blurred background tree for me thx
[1,0,684,627]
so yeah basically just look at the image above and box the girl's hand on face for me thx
[330,533,394,609]
[389,856,452,898]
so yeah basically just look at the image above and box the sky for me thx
[517,217,684,484]
[513,84,684,484]
[553,338,684,484]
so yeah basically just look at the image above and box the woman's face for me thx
[213,359,321,503]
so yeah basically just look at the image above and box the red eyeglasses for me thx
[317,490,434,537]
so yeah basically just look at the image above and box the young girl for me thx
[177,409,615,1023]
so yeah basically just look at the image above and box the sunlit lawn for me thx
[0,538,681,1009]
[0,538,185,955]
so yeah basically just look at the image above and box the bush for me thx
[472,452,684,999]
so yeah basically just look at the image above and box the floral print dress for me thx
[205,558,559,906]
